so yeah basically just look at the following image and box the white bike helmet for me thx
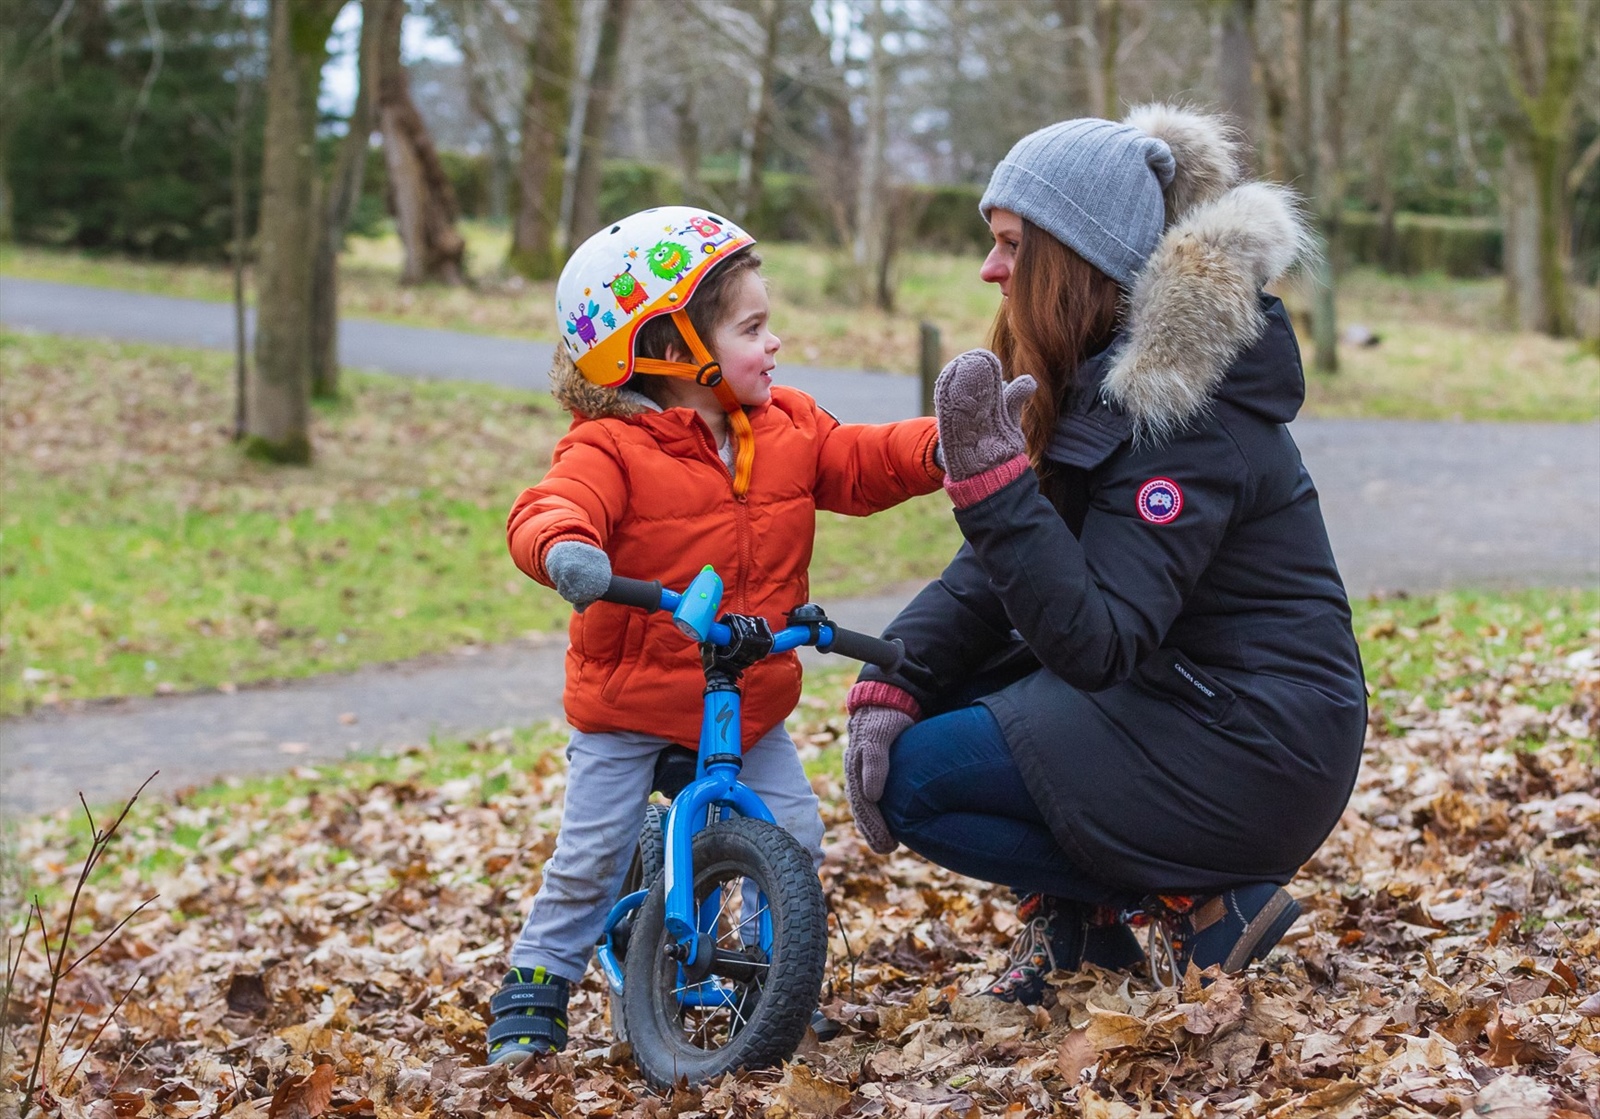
[555,206,760,492]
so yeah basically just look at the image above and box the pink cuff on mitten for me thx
[847,680,921,719]
[943,454,1029,509]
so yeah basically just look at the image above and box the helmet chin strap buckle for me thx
[695,362,723,387]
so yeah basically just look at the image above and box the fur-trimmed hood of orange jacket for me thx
[508,349,943,750]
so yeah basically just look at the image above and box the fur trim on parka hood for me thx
[1104,104,1314,444]
[549,343,655,421]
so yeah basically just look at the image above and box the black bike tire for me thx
[609,802,670,1043]
[620,817,826,1090]
[637,802,667,887]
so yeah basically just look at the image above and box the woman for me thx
[844,105,1366,1002]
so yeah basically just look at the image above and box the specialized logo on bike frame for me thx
[715,705,734,744]
[1136,477,1183,524]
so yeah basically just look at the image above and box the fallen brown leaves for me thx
[4,647,1597,1118]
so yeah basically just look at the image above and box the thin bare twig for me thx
[17,775,156,1119]
[1,908,38,1086]
[62,896,158,980]
[64,971,143,1088]
[121,0,165,153]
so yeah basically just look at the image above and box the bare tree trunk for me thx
[675,83,701,200]
[1375,121,1399,270]
[564,0,633,250]
[250,0,342,464]
[1497,0,1587,337]
[454,10,511,225]
[1079,0,1122,117]
[0,134,12,242]
[509,0,575,279]
[1049,0,1089,114]
[1502,149,1543,327]
[854,0,891,311]
[1300,0,1337,373]
[734,0,780,223]
[1216,0,1257,161]
[310,0,384,399]
[230,54,254,440]
[1255,1,1289,182]
[377,0,466,286]
[1095,0,1121,117]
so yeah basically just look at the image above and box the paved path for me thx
[0,277,906,420]
[0,590,917,818]
[2,278,1596,818]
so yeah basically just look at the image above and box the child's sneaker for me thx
[486,967,570,1065]
[1130,884,1300,987]
[986,894,1143,1005]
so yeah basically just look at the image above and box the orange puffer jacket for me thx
[508,370,942,751]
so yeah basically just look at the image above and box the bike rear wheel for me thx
[620,816,826,1089]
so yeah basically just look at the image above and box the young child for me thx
[487,207,942,1064]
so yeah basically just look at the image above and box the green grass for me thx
[2,479,577,708]
[5,230,1595,420]
[1352,587,1599,720]
[1290,269,1600,423]
[0,330,959,713]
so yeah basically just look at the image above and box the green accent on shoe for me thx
[485,967,570,1064]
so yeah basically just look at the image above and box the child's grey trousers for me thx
[508,723,825,982]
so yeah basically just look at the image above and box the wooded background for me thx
[2,0,1596,460]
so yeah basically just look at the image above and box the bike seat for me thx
[651,748,698,800]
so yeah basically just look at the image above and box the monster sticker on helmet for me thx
[565,301,601,349]
[646,239,693,282]
[605,264,649,315]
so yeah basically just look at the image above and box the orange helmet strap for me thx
[629,310,754,497]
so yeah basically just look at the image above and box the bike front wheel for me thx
[620,816,826,1089]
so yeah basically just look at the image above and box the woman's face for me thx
[980,208,1023,297]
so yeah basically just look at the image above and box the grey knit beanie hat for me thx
[980,117,1178,285]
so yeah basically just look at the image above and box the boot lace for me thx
[988,901,1058,999]
[1119,894,1199,988]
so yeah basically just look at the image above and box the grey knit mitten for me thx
[844,705,913,854]
[544,541,612,611]
[933,349,1037,483]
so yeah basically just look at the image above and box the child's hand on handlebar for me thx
[545,541,612,612]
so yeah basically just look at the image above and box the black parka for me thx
[863,294,1367,895]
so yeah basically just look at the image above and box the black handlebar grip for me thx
[600,575,664,611]
[823,627,905,673]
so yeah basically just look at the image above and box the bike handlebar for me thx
[601,575,665,611]
[599,575,904,673]
[817,627,904,673]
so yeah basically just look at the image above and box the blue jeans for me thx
[879,704,1140,908]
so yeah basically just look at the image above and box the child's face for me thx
[709,269,781,407]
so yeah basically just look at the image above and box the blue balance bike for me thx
[590,566,902,1089]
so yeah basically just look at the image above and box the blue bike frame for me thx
[592,567,854,1002]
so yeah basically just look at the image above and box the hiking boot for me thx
[1131,884,1301,987]
[486,967,570,1065]
[986,894,1142,1005]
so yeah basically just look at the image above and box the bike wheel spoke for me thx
[661,871,780,1051]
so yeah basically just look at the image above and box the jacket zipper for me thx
[734,492,751,612]
[693,417,753,611]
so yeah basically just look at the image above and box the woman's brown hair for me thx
[630,248,763,403]
[986,219,1123,467]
